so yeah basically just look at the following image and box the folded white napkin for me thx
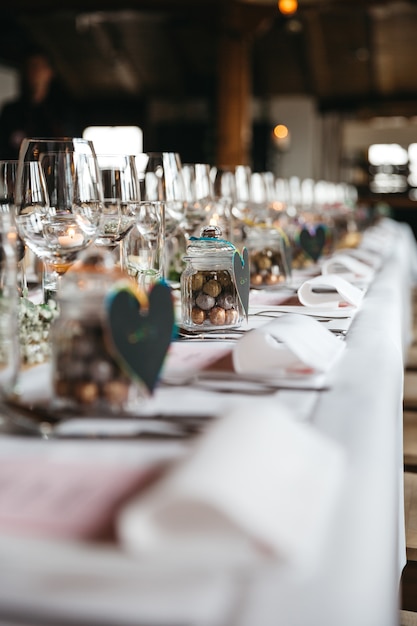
[334,246,381,270]
[233,313,345,375]
[321,253,374,281]
[297,274,364,308]
[117,399,346,574]
[359,223,394,257]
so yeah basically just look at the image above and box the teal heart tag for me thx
[299,225,327,262]
[233,247,250,320]
[106,282,175,394]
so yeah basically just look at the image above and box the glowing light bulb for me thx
[278,0,298,16]
[273,124,289,140]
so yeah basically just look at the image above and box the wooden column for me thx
[215,4,275,169]
[216,9,251,168]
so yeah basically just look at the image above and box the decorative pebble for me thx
[209,306,226,325]
[195,292,215,310]
[191,306,206,324]
[216,293,235,310]
[203,278,222,298]
[191,272,204,291]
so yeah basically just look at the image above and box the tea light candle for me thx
[58,228,83,248]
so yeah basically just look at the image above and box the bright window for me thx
[83,126,143,156]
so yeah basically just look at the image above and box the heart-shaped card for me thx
[299,225,327,262]
[106,282,175,394]
[233,247,250,320]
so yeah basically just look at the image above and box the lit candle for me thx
[58,228,84,248]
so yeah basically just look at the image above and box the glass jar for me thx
[246,225,290,288]
[180,225,243,332]
[50,248,147,415]
[0,213,20,398]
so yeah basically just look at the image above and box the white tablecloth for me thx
[0,217,414,626]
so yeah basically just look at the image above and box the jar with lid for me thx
[49,248,147,414]
[180,225,243,332]
[246,225,290,288]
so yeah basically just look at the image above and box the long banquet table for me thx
[0,217,415,626]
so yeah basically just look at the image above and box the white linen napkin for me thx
[333,246,382,270]
[297,273,364,308]
[321,253,374,281]
[232,313,345,375]
[117,399,346,574]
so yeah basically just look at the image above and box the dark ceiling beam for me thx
[302,7,329,96]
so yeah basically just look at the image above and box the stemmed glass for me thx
[232,164,254,248]
[122,200,165,290]
[95,154,140,266]
[0,160,27,293]
[136,152,186,280]
[210,166,235,241]
[15,142,103,301]
[181,163,215,237]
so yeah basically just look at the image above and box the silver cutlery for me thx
[160,370,329,394]
[0,400,206,440]
[250,309,351,320]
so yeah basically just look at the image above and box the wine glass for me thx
[232,164,254,248]
[19,137,97,161]
[181,163,215,237]
[95,154,140,265]
[136,152,186,280]
[15,149,103,301]
[210,166,235,241]
[136,152,185,235]
[0,212,20,400]
[0,160,27,293]
[122,200,165,290]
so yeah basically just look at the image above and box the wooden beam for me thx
[215,3,275,168]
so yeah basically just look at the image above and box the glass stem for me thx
[42,263,59,304]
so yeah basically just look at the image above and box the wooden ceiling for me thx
[1,0,417,118]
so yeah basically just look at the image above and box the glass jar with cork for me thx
[180,225,244,332]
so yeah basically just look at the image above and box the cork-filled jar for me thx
[49,249,147,414]
[180,225,243,332]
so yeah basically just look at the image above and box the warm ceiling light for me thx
[278,0,298,16]
[273,124,289,140]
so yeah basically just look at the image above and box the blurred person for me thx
[0,47,80,159]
